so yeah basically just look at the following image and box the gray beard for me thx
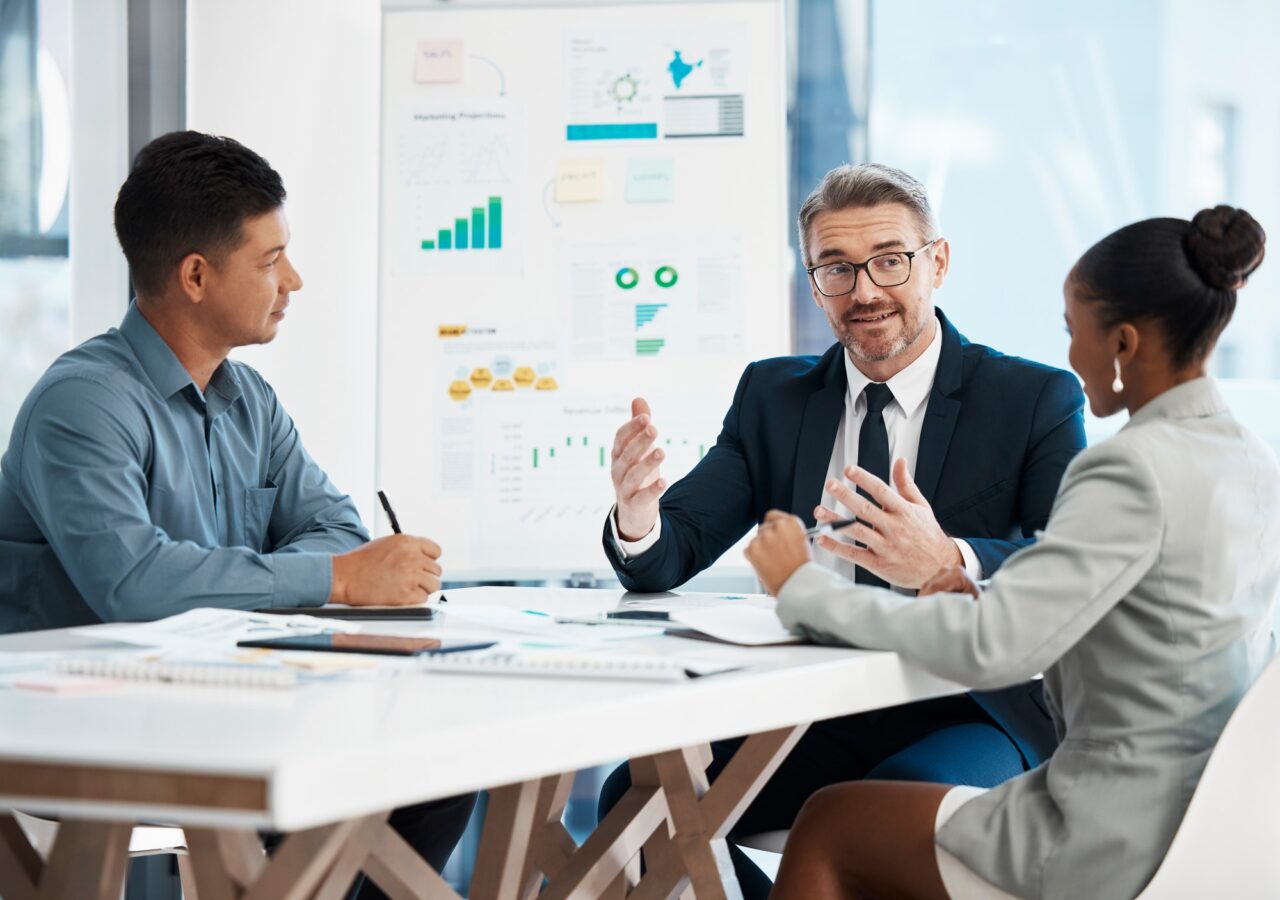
[838,313,930,362]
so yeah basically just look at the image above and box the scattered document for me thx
[432,604,663,643]
[667,606,802,646]
[618,591,774,612]
[74,608,357,650]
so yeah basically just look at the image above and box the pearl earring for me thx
[1112,358,1124,393]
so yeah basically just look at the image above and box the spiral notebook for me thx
[417,650,744,682]
[55,657,299,689]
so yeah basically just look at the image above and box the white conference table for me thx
[0,588,965,900]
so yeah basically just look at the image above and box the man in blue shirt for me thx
[0,131,472,897]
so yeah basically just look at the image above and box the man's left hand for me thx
[745,510,812,596]
[814,458,961,589]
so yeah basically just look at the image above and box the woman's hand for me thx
[745,510,813,595]
[919,564,980,599]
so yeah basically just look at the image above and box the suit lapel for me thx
[913,309,965,506]
[790,347,847,526]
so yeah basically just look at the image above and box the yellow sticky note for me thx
[416,40,464,84]
[555,160,605,203]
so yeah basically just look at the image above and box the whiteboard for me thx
[377,0,790,580]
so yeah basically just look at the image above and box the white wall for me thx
[186,0,382,524]
[70,0,130,344]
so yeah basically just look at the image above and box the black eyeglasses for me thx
[806,239,940,297]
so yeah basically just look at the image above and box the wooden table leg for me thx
[470,781,542,900]
[38,819,132,900]
[359,819,462,900]
[698,725,808,840]
[508,724,807,900]
[184,828,264,900]
[186,812,461,900]
[637,748,726,900]
[522,772,578,898]
[628,724,809,900]
[536,782,669,900]
[0,813,42,900]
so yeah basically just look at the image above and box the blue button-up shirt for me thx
[0,303,368,633]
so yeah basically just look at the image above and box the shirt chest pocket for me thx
[242,486,279,552]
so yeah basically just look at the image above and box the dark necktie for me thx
[854,382,893,587]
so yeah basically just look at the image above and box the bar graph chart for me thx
[421,196,504,250]
[634,303,668,329]
[636,338,666,356]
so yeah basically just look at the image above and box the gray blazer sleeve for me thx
[776,440,1165,691]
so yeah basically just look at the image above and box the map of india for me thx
[666,50,703,89]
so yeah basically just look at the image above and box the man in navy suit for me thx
[598,163,1086,897]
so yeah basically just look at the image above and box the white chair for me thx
[1137,652,1280,897]
[12,812,198,898]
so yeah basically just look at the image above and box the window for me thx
[864,0,1280,448]
[0,0,71,447]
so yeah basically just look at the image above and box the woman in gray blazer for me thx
[745,206,1274,900]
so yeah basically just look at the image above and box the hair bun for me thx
[1185,205,1266,291]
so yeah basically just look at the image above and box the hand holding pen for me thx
[326,490,444,605]
[805,517,859,540]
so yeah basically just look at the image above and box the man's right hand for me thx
[330,535,443,606]
[611,397,668,541]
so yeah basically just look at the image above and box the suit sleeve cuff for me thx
[269,552,331,608]
[775,562,851,638]
[609,506,662,559]
[954,538,983,581]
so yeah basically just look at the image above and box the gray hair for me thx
[797,164,939,264]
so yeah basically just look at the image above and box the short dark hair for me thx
[1071,206,1266,369]
[113,131,286,296]
[797,164,938,264]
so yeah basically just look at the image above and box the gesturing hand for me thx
[610,397,668,541]
[814,458,961,589]
[745,510,812,596]
[331,534,443,606]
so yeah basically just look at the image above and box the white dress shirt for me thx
[814,322,980,586]
[612,321,981,587]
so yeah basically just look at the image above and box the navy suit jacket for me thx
[603,308,1087,766]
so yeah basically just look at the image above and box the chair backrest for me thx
[1138,652,1280,897]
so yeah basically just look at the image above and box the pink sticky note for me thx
[14,674,123,694]
[416,40,464,84]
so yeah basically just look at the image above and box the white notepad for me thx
[418,650,743,682]
[55,657,299,689]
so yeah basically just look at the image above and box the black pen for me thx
[426,641,496,655]
[377,490,448,603]
[377,489,402,534]
[805,517,858,539]
[607,610,671,621]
